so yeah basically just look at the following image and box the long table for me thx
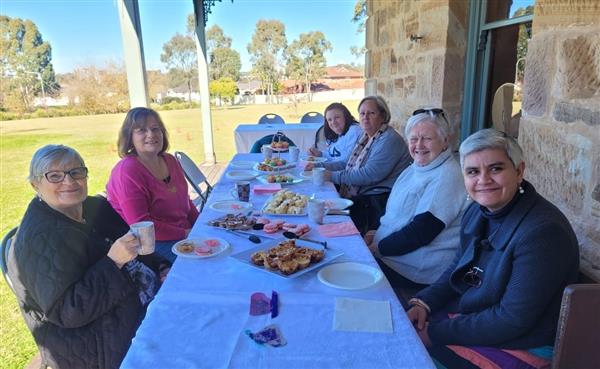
[234,123,322,153]
[121,153,434,369]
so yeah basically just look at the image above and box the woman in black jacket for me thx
[8,144,169,369]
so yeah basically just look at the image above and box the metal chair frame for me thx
[1,226,18,292]
[174,151,213,212]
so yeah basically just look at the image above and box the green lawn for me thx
[0,100,359,369]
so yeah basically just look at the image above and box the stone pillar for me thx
[520,0,600,279]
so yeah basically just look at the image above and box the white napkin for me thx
[333,297,393,333]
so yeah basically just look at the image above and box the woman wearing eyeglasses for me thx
[8,145,169,369]
[364,109,469,292]
[406,129,579,368]
[307,96,411,234]
[106,107,199,263]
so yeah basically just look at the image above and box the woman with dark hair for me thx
[107,107,198,262]
[8,144,169,369]
[309,102,362,162]
[406,129,579,368]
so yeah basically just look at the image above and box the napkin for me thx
[253,183,282,194]
[318,221,360,237]
[334,297,393,333]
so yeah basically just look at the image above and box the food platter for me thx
[172,237,230,259]
[208,200,253,214]
[261,190,308,216]
[256,174,303,185]
[226,170,257,181]
[230,239,343,279]
[252,161,295,175]
[317,262,383,290]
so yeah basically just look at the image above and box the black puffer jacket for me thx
[8,196,166,369]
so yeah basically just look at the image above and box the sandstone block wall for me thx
[365,0,468,147]
[520,0,600,280]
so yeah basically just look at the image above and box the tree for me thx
[209,77,237,105]
[160,33,197,106]
[350,0,367,68]
[0,16,59,112]
[513,6,534,84]
[285,31,332,99]
[247,20,287,102]
[205,25,241,81]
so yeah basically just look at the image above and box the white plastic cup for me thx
[130,221,156,255]
[312,167,326,186]
[308,199,327,224]
[288,146,300,162]
[261,145,273,160]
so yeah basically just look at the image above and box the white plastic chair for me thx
[174,152,213,211]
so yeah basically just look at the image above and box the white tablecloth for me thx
[234,123,322,153]
[121,154,435,369]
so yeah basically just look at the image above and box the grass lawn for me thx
[0,100,359,369]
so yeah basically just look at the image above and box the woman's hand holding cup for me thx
[108,232,139,269]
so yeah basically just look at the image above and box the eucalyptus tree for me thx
[0,15,59,112]
[285,31,332,100]
[247,20,287,101]
[161,33,198,106]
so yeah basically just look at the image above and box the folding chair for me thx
[174,152,213,212]
[1,226,18,292]
[301,111,324,123]
[258,113,285,124]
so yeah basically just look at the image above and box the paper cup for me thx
[288,146,300,162]
[130,221,155,255]
[261,145,273,160]
[312,167,326,186]
[308,199,327,224]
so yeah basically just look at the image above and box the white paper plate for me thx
[323,198,354,210]
[230,160,255,169]
[300,156,328,163]
[317,262,383,290]
[209,200,252,214]
[172,237,230,259]
[256,174,303,185]
[299,170,312,179]
[226,170,257,181]
[230,240,343,279]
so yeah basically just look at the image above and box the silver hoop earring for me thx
[466,194,470,201]
[519,185,524,194]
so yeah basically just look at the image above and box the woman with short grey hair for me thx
[9,144,169,369]
[366,108,468,291]
[406,129,579,368]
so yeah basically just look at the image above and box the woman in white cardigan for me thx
[365,108,469,290]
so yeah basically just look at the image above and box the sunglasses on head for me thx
[412,108,445,116]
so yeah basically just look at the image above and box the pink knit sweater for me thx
[106,153,199,241]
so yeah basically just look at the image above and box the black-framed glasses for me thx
[463,266,484,288]
[412,108,444,116]
[44,167,88,183]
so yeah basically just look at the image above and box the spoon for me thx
[282,231,328,248]
[227,229,261,244]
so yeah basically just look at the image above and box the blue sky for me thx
[1,0,364,74]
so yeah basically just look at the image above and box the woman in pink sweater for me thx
[107,107,198,262]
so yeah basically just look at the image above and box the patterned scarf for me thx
[124,259,159,306]
[339,124,388,198]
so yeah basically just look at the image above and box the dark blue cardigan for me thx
[417,181,579,349]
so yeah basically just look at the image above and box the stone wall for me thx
[520,0,600,280]
[365,0,468,146]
